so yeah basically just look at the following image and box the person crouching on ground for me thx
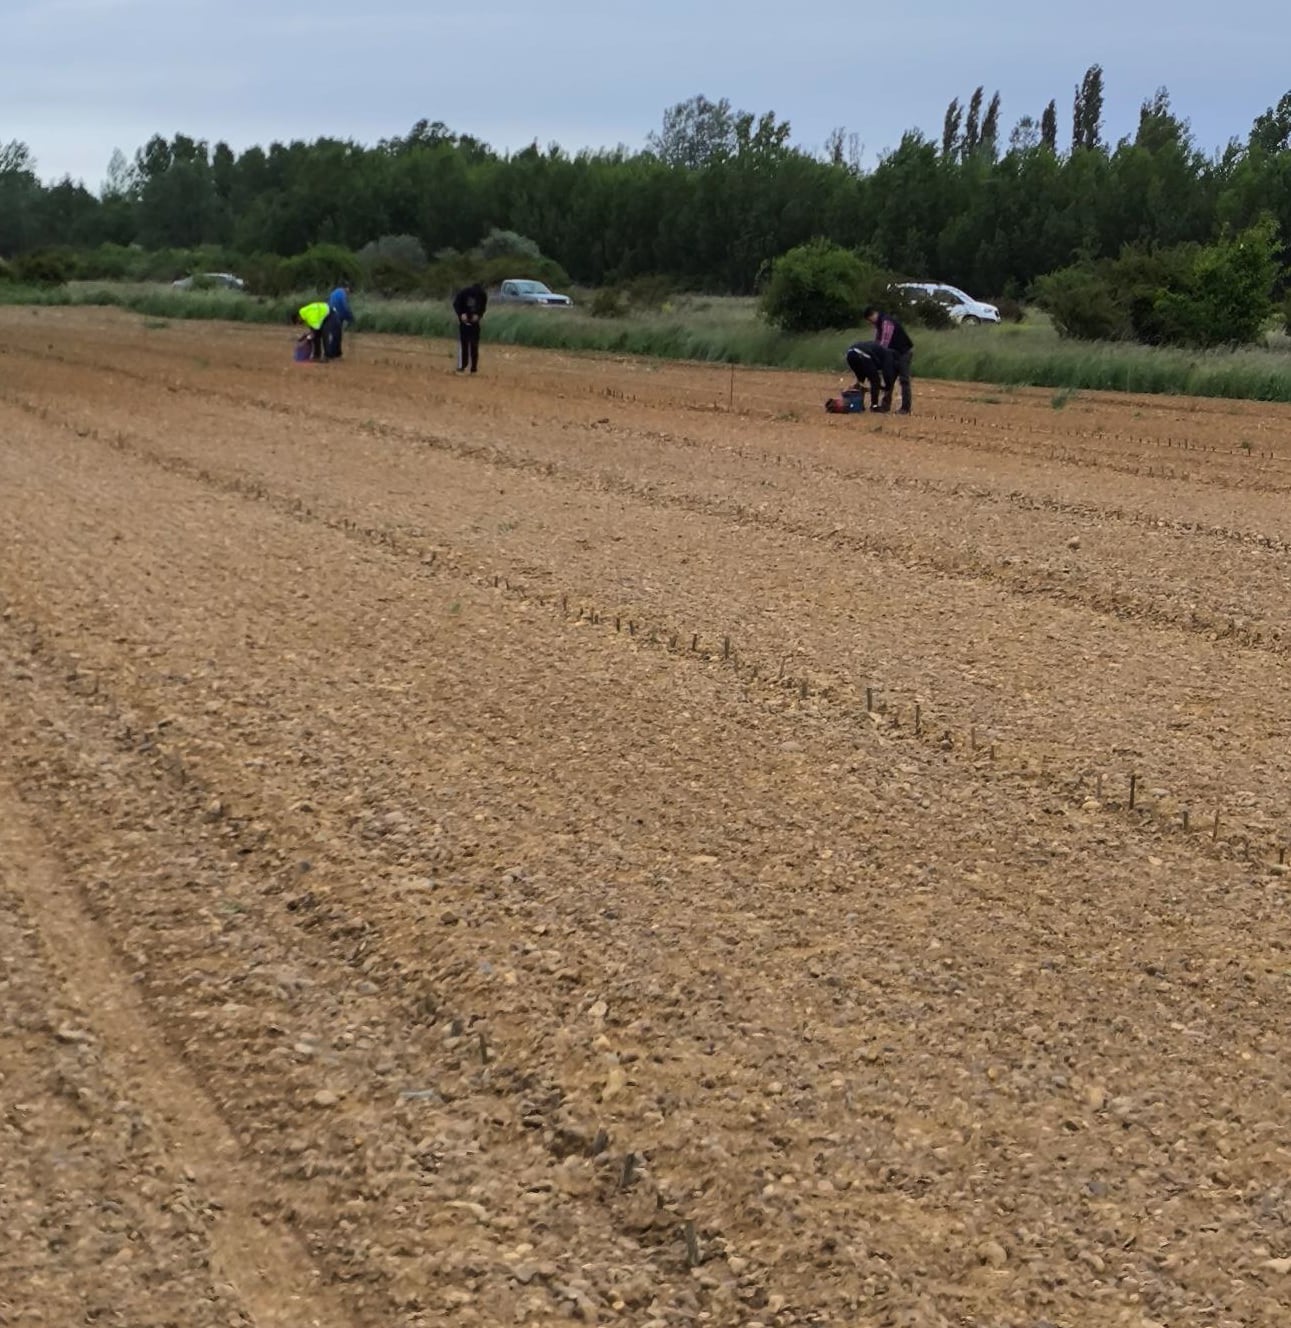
[863,305,914,413]
[325,280,355,359]
[293,301,336,362]
[452,281,488,373]
[845,340,897,411]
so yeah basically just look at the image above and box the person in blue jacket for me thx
[325,281,355,359]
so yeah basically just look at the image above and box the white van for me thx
[898,282,1000,325]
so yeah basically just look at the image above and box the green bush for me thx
[1282,289,1291,334]
[1154,220,1280,347]
[363,256,425,296]
[0,257,12,283]
[761,239,871,333]
[475,253,571,292]
[14,250,72,287]
[1033,265,1129,341]
[625,274,676,310]
[993,296,1026,323]
[478,228,542,262]
[284,243,360,293]
[909,296,954,330]
[357,234,427,272]
[1036,223,1281,348]
[237,253,293,297]
[73,242,140,281]
[590,287,628,318]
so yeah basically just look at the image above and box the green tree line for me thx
[3,71,1291,298]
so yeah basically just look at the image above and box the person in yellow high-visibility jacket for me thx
[293,301,336,362]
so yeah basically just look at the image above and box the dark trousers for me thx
[324,316,345,359]
[457,319,481,372]
[309,314,339,361]
[892,349,913,411]
[845,349,885,407]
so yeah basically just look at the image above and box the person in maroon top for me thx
[863,306,914,413]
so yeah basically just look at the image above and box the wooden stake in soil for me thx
[682,1220,702,1268]
[914,704,922,735]
[866,687,874,713]
[1182,808,1190,832]
[1212,809,1221,841]
[1128,773,1137,810]
[618,1153,637,1191]
[723,635,731,660]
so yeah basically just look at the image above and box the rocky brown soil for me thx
[3,307,1291,1327]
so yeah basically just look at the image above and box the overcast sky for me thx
[7,0,1290,188]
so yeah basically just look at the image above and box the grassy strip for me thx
[5,283,1291,402]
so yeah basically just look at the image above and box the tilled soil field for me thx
[4,309,1291,1328]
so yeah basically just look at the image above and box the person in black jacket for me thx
[863,306,915,413]
[845,339,897,410]
[452,282,488,373]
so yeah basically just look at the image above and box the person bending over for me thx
[845,339,896,411]
[294,301,336,362]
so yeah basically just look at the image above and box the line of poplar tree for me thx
[2,68,1289,300]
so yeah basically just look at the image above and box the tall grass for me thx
[5,282,1291,402]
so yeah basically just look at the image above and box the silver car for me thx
[495,278,573,307]
[172,272,246,291]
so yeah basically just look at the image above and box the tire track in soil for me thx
[10,325,1291,1323]
[11,333,1291,496]
[0,778,358,1328]
[5,379,1291,665]
[0,616,772,1327]
[4,389,1290,864]
[13,327,1291,542]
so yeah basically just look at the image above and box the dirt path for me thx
[0,778,358,1328]
[4,308,1291,1327]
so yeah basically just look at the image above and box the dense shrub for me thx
[993,295,1026,323]
[362,257,425,295]
[1156,220,1279,347]
[1033,265,1130,341]
[357,233,427,271]
[478,228,542,262]
[625,273,676,310]
[475,253,572,291]
[760,239,871,332]
[14,250,72,287]
[284,243,360,293]
[908,296,955,330]
[356,235,428,295]
[237,253,293,296]
[73,242,139,280]
[590,287,628,318]
[1037,222,1281,347]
